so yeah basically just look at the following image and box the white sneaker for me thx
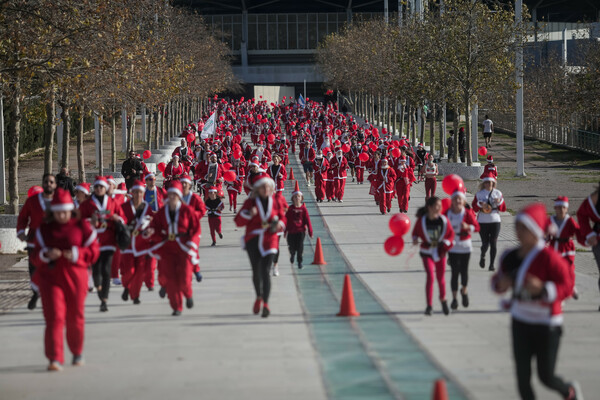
[111,278,122,286]
[273,265,280,277]
[307,182,311,187]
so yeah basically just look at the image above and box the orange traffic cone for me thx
[432,379,448,400]
[294,180,300,193]
[337,274,360,317]
[311,237,327,265]
[288,167,295,180]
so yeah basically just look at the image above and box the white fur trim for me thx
[50,203,74,212]
[516,213,544,239]
[451,191,466,200]
[554,201,568,208]
[130,185,145,193]
[167,187,183,199]
[75,185,89,195]
[482,177,496,182]
[71,246,79,263]
[94,180,109,189]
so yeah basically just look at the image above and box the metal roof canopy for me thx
[173,0,598,22]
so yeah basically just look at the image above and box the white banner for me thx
[200,112,216,140]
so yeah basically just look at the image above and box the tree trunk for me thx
[60,104,70,170]
[399,100,405,137]
[6,82,22,214]
[392,99,397,135]
[147,109,153,150]
[77,106,85,182]
[429,104,435,156]
[98,115,104,175]
[464,95,472,166]
[161,105,166,145]
[439,104,446,159]
[419,106,426,144]
[44,88,56,174]
[453,106,459,163]
[111,111,116,171]
[154,109,160,149]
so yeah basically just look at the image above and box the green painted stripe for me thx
[286,156,469,400]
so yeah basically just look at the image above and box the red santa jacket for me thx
[285,204,313,236]
[267,163,287,192]
[121,201,155,257]
[312,158,329,179]
[376,167,397,193]
[492,244,573,326]
[234,195,287,256]
[329,155,348,179]
[251,148,272,164]
[547,215,579,264]
[411,214,455,262]
[147,202,201,264]
[196,161,224,186]
[164,162,186,180]
[79,194,124,252]
[182,192,207,221]
[17,192,52,247]
[481,163,498,179]
[172,146,194,163]
[31,218,100,287]
[576,194,600,245]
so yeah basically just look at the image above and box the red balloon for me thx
[142,150,152,159]
[28,185,43,198]
[334,140,341,147]
[441,197,452,213]
[372,128,379,137]
[362,145,369,152]
[223,162,232,171]
[223,170,237,181]
[384,236,405,256]
[478,146,488,156]
[389,213,411,236]
[233,149,243,159]
[187,133,195,143]
[369,142,378,151]
[157,162,166,172]
[335,129,341,136]
[352,124,358,130]
[391,148,401,158]
[259,134,265,141]
[342,144,351,153]
[359,152,369,162]
[442,174,464,195]
[219,115,225,121]
[267,134,275,144]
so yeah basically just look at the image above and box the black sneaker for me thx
[133,298,141,305]
[172,310,181,316]
[262,304,270,318]
[72,355,84,366]
[218,233,223,239]
[461,292,469,308]
[147,286,154,292]
[27,293,39,310]
[479,257,485,269]
[100,302,108,312]
[298,262,303,270]
[159,287,166,298]
[121,288,129,302]
[211,241,216,247]
[441,300,450,315]
[424,306,432,316]
[488,265,495,272]
[290,254,295,264]
[186,298,194,309]
[450,298,458,310]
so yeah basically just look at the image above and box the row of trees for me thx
[1,0,237,213]
[317,0,527,164]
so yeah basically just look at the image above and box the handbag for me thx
[114,219,132,250]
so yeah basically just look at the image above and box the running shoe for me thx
[100,302,108,312]
[424,306,433,316]
[567,381,584,400]
[441,300,450,315]
[253,298,262,315]
[479,257,485,269]
[47,361,63,372]
[488,265,495,272]
[273,265,280,277]
[133,298,141,305]
[262,304,270,318]
[112,278,122,286]
[218,232,223,239]
[461,292,469,308]
[72,355,85,367]
[121,288,129,301]
[27,293,38,310]
[298,262,303,270]
[172,310,181,316]
[290,254,295,264]
[211,241,216,247]
[450,299,458,310]
[159,287,166,298]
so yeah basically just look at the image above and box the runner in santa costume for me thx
[575,184,600,310]
[412,196,455,316]
[164,156,185,188]
[144,181,200,316]
[79,176,124,312]
[73,183,90,208]
[172,138,194,169]
[267,154,287,197]
[17,173,57,310]
[226,158,246,212]
[142,173,165,291]
[355,150,367,185]
[376,158,396,215]
[480,155,498,179]
[205,187,225,246]
[472,171,506,271]
[422,154,438,200]
[234,172,287,318]
[181,174,207,282]
[312,150,329,202]
[491,203,582,400]
[325,150,336,202]
[30,188,99,371]
[329,148,349,202]
[285,188,313,270]
[300,140,316,186]
[395,157,412,213]
[120,181,154,305]
[443,190,480,310]
[107,177,125,285]
[251,144,271,165]
[367,151,382,204]
[199,153,225,196]
[547,196,580,299]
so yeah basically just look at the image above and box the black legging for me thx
[512,319,571,400]
[246,237,275,303]
[479,222,501,267]
[287,232,305,263]
[592,243,600,293]
[273,236,281,264]
[448,252,470,292]
[92,250,115,301]
[27,248,37,295]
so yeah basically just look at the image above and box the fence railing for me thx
[480,111,600,156]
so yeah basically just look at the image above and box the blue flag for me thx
[298,94,305,108]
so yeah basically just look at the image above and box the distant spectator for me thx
[121,150,144,190]
[458,127,466,163]
[446,130,455,160]
[483,115,494,149]
[56,167,75,196]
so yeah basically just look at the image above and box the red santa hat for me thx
[75,182,91,196]
[117,182,126,191]
[481,171,496,183]
[487,155,493,163]
[106,175,116,185]
[94,176,109,189]
[451,189,467,200]
[516,203,553,240]
[167,181,183,199]
[249,171,275,189]
[144,172,156,180]
[554,196,569,208]
[50,188,74,212]
[172,154,180,160]
[417,143,424,148]
[129,180,146,193]
[208,186,218,193]
[180,174,192,184]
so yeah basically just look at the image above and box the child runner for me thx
[491,203,582,400]
[422,154,438,200]
[548,196,580,299]
[205,187,225,246]
[285,189,313,269]
[412,196,455,316]
[444,190,479,310]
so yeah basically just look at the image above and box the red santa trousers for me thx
[314,175,326,200]
[379,192,393,214]
[228,189,238,210]
[38,269,88,364]
[421,255,447,307]
[120,253,145,300]
[396,180,411,211]
[325,180,335,200]
[208,216,222,243]
[144,256,156,289]
[425,177,437,199]
[334,178,346,200]
[162,250,193,312]
[356,167,364,183]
